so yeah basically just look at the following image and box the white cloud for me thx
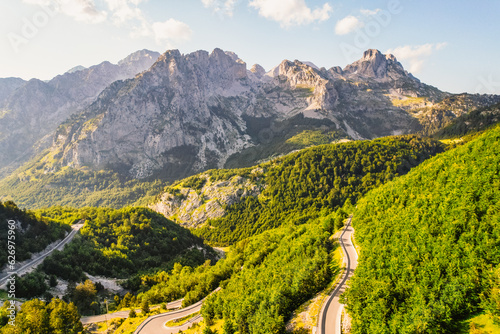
[249,0,332,27]
[360,8,381,16]
[436,42,448,50]
[22,0,193,48]
[102,0,144,24]
[23,0,107,23]
[335,15,363,35]
[335,8,382,35]
[386,43,448,73]
[152,19,193,46]
[202,0,237,17]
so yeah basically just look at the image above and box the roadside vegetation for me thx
[0,201,71,268]
[342,125,500,333]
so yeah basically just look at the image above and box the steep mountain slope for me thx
[52,49,255,179]
[396,93,500,136]
[201,221,337,334]
[152,135,444,245]
[433,101,500,139]
[0,77,25,105]
[0,166,165,209]
[0,201,71,268]
[36,207,216,282]
[342,125,500,333]
[0,49,160,177]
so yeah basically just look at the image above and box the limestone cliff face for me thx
[0,50,160,176]
[22,48,500,180]
[263,59,338,112]
[56,49,255,178]
[151,169,264,228]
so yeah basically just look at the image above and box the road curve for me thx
[0,222,84,286]
[134,287,221,334]
[317,216,358,334]
[81,298,184,325]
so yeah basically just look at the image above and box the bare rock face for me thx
[343,49,401,79]
[265,59,338,111]
[249,64,266,79]
[151,170,263,228]
[0,77,26,105]
[0,49,160,176]
[56,49,255,178]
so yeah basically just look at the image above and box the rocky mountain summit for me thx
[5,48,500,183]
[0,49,160,176]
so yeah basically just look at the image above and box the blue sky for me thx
[1,0,499,94]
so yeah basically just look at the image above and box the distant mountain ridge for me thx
[0,49,161,177]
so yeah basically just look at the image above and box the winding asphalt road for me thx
[317,216,358,334]
[134,287,221,334]
[81,298,184,325]
[0,222,84,286]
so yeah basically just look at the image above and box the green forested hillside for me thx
[0,167,165,209]
[0,298,83,334]
[343,125,500,333]
[433,102,500,139]
[38,207,216,282]
[195,135,444,245]
[201,221,337,334]
[130,213,339,334]
[0,201,71,268]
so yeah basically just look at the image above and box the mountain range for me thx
[1,48,499,207]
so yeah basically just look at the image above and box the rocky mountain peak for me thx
[362,49,384,61]
[7,47,496,184]
[118,49,159,66]
[343,48,406,80]
[66,65,86,74]
[249,64,266,78]
[210,48,247,80]
[150,48,248,93]
[385,53,397,62]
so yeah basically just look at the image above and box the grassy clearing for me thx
[457,313,500,334]
[391,96,428,107]
[165,311,200,327]
[111,315,149,334]
[175,318,224,334]
[294,85,315,97]
[285,130,345,148]
[440,138,464,145]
